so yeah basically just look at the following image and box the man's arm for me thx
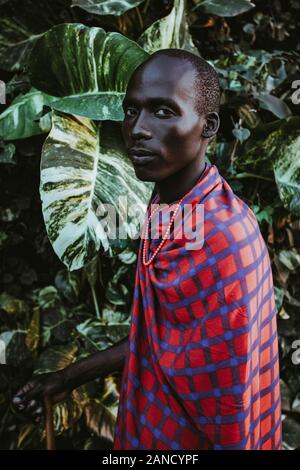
[12,336,129,421]
[63,335,129,390]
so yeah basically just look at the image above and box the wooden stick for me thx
[43,395,56,450]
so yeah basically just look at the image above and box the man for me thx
[13,49,282,450]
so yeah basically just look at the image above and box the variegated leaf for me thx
[40,110,153,271]
[34,343,78,375]
[84,375,119,442]
[28,23,149,120]
[0,88,55,140]
[71,0,145,16]
[193,0,255,17]
[137,0,199,55]
[50,92,125,121]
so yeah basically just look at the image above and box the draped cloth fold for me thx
[113,163,282,450]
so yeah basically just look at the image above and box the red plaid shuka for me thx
[113,162,282,450]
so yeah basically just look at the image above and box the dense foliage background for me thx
[0,0,299,450]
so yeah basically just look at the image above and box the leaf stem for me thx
[135,7,143,30]
[229,172,274,182]
[90,284,101,320]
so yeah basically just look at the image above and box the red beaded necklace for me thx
[142,163,207,266]
[142,195,184,266]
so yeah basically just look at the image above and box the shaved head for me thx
[134,48,220,118]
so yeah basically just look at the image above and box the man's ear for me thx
[201,112,220,138]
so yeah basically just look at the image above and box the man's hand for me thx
[12,337,129,423]
[12,371,69,422]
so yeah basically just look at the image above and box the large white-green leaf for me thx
[193,0,255,17]
[0,88,55,140]
[273,132,300,216]
[28,23,149,120]
[71,0,145,16]
[50,93,125,121]
[40,110,153,271]
[138,0,199,55]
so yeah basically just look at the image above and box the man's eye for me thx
[124,108,136,117]
[155,108,174,117]
[123,107,174,117]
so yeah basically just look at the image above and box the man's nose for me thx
[131,110,151,139]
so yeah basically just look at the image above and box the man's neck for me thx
[155,157,207,205]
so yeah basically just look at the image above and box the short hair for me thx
[141,48,220,117]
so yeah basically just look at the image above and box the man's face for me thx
[121,56,207,182]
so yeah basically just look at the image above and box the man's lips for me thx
[128,148,158,166]
[130,154,157,166]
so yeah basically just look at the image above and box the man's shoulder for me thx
[203,185,264,254]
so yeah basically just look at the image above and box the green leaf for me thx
[0,292,30,316]
[0,330,32,367]
[34,343,78,374]
[0,0,72,72]
[0,143,16,164]
[194,0,255,17]
[106,264,130,306]
[0,89,55,140]
[25,307,40,352]
[274,286,284,313]
[40,111,153,270]
[138,0,199,55]
[265,62,287,93]
[278,250,300,271]
[0,11,41,73]
[28,23,149,120]
[76,313,130,350]
[273,132,300,215]
[37,286,60,310]
[0,0,77,72]
[102,305,130,323]
[52,395,83,433]
[255,92,292,119]
[282,417,300,450]
[251,204,274,225]
[117,248,137,264]
[54,269,81,304]
[239,117,300,187]
[232,126,251,143]
[76,319,108,350]
[17,424,38,450]
[41,306,74,347]
[71,0,145,16]
[84,375,120,443]
[50,93,125,121]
